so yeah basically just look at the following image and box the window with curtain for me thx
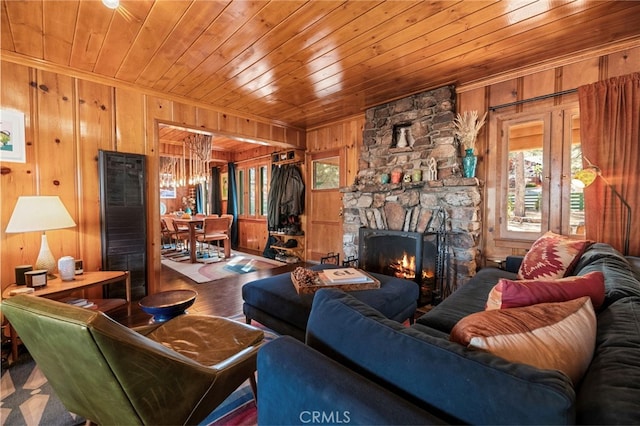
[497,105,584,240]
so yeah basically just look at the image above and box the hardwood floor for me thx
[110,255,310,328]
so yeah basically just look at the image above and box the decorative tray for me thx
[290,267,380,295]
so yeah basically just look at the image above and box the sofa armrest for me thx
[257,336,443,425]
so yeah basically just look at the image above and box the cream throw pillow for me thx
[451,296,596,386]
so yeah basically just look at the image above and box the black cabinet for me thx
[99,150,147,300]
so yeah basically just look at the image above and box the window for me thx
[260,166,268,215]
[248,167,256,215]
[498,106,584,240]
[237,161,269,218]
[238,169,245,214]
[312,156,340,189]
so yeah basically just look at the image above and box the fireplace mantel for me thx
[341,176,480,195]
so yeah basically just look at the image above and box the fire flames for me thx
[391,252,415,279]
[390,252,436,284]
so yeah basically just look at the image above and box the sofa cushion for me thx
[485,271,605,311]
[575,296,640,424]
[451,296,596,386]
[416,267,517,333]
[307,289,576,425]
[625,256,640,280]
[627,256,640,281]
[258,336,441,425]
[572,243,640,306]
[518,231,591,280]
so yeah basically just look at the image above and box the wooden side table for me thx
[2,270,130,363]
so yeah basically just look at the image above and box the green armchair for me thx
[2,295,264,425]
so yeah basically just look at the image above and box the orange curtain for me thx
[578,72,639,256]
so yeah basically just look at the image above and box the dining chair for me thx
[164,216,190,251]
[196,217,231,258]
[160,218,173,249]
[220,214,234,236]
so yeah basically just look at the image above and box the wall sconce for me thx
[573,163,631,256]
[5,196,77,278]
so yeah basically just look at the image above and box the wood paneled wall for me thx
[0,60,305,296]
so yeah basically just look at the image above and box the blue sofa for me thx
[257,243,640,424]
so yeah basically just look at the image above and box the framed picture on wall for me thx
[0,109,26,163]
[221,172,228,201]
[160,173,177,199]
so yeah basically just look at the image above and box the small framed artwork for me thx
[0,109,26,163]
[221,172,228,201]
[160,173,177,199]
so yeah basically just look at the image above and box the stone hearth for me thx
[341,86,481,296]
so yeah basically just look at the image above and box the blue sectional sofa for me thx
[257,243,640,424]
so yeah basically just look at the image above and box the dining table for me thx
[172,217,231,263]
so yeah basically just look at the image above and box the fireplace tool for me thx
[425,207,448,305]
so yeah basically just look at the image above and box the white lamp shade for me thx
[5,196,76,233]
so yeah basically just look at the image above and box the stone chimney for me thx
[341,86,482,297]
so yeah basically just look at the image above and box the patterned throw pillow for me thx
[486,271,605,310]
[451,296,596,386]
[518,231,591,280]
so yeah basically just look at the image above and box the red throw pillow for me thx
[486,271,605,311]
[518,231,591,280]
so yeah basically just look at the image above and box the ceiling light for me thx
[102,0,119,9]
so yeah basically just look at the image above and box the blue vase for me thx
[462,148,477,178]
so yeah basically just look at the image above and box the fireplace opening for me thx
[359,228,438,306]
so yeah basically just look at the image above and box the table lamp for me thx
[5,196,77,278]
[573,163,631,256]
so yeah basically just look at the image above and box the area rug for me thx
[1,321,277,426]
[161,250,285,284]
[0,352,86,426]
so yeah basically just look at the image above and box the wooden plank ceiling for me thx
[157,124,243,159]
[3,0,640,151]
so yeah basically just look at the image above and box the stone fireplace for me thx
[359,227,440,306]
[341,86,481,301]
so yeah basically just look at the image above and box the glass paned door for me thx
[499,106,584,240]
[506,118,546,234]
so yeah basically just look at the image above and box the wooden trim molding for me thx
[457,37,640,93]
[0,49,305,133]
